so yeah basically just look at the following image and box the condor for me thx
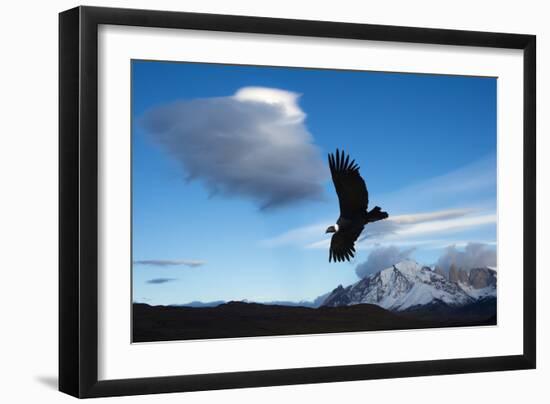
[326,149,389,262]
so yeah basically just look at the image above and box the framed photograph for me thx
[59,6,536,398]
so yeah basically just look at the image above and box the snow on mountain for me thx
[459,284,496,300]
[322,259,495,311]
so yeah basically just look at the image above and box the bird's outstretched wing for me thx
[329,224,364,262]
[328,149,369,216]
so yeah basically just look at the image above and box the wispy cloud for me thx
[260,222,328,247]
[140,86,327,210]
[356,208,477,240]
[380,208,477,225]
[263,208,495,251]
[134,260,205,268]
[379,153,496,212]
[312,211,495,250]
[380,212,496,239]
[146,278,178,284]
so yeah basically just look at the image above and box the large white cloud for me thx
[140,86,327,210]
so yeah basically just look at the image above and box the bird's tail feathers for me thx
[366,206,388,223]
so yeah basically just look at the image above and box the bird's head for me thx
[325,224,339,234]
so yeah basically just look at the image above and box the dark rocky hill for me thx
[133,299,496,342]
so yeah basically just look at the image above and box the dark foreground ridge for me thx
[133,299,496,342]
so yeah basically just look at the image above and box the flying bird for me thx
[326,149,388,262]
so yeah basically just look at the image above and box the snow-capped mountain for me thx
[322,260,496,311]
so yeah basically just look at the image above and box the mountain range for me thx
[172,259,496,313]
[134,259,496,342]
[321,259,496,312]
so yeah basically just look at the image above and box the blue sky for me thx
[131,60,497,305]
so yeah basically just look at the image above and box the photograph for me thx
[131,60,498,343]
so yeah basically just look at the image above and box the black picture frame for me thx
[59,5,536,398]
